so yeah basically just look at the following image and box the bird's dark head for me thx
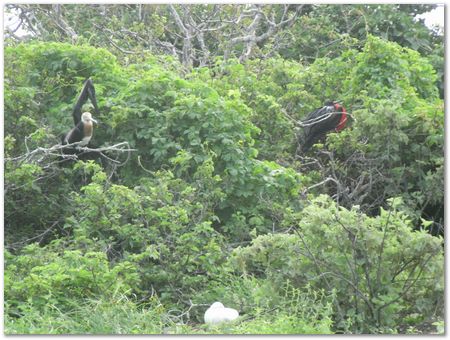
[324,100,345,111]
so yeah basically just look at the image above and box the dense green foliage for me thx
[6,4,444,97]
[4,4,444,335]
[231,196,443,333]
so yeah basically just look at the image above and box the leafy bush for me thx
[192,274,335,334]
[4,43,126,245]
[273,36,444,232]
[5,43,123,152]
[5,244,140,317]
[4,296,168,335]
[61,160,227,305]
[193,59,306,161]
[109,65,259,181]
[230,195,444,333]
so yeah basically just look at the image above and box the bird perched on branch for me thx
[298,101,348,153]
[61,78,99,148]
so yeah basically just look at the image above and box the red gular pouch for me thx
[334,103,348,132]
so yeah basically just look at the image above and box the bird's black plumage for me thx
[299,101,347,153]
[61,78,99,147]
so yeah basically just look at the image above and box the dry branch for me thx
[6,141,137,166]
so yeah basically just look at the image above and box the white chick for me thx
[204,301,239,325]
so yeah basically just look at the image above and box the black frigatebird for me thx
[299,101,348,153]
[61,78,99,147]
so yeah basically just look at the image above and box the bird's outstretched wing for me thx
[72,78,99,126]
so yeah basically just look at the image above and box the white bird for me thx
[204,302,239,325]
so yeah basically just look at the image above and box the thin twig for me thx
[7,220,60,249]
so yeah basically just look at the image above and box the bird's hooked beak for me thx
[91,117,98,124]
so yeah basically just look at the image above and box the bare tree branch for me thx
[169,5,194,69]
[51,4,78,42]
[6,141,137,166]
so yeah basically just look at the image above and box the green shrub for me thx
[5,244,140,316]
[4,295,167,335]
[230,195,444,333]
[197,276,335,334]
[285,36,443,231]
[62,161,227,305]
[5,43,123,152]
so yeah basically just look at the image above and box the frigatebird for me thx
[299,101,348,153]
[61,78,99,147]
